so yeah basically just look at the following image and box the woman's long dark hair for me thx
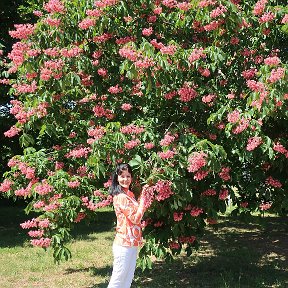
[110,163,133,196]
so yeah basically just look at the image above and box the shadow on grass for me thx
[0,205,115,248]
[131,216,288,288]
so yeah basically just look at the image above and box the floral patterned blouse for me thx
[113,191,145,247]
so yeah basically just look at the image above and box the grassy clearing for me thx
[0,205,287,288]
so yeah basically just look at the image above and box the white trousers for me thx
[107,243,138,288]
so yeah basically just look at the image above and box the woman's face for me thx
[117,169,132,192]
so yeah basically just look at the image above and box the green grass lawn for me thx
[0,205,287,288]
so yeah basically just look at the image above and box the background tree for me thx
[0,0,287,268]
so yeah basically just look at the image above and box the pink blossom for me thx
[150,39,164,49]
[43,47,59,57]
[273,142,287,155]
[194,170,209,181]
[33,10,43,17]
[31,237,51,248]
[177,86,197,102]
[67,180,80,188]
[169,241,180,250]
[4,126,21,138]
[198,0,216,8]
[265,176,282,188]
[202,94,216,103]
[142,27,153,36]
[204,20,221,32]
[140,185,155,209]
[268,67,285,83]
[158,150,176,159]
[190,207,204,217]
[218,167,231,181]
[160,133,176,146]
[160,45,177,55]
[259,11,275,23]
[38,219,50,228]
[116,36,135,45]
[210,5,227,19]
[121,103,132,111]
[177,2,191,11]
[9,24,35,39]
[33,201,45,209]
[43,0,65,14]
[34,181,54,195]
[259,202,272,211]
[232,118,249,134]
[108,84,123,94]
[281,14,288,24]
[144,142,155,149]
[20,218,38,229]
[28,230,44,238]
[241,68,257,79]
[154,180,173,201]
[201,189,217,196]
[162,0,177,8]
[120,124,145,134]
[198,67,210,77]
[124,139,140,149]
[188,47,206,63]
[87,126,105,140]
[97,68,108,77]
[134,57,155,68]
[219,189,229,200]
[78,18,96,30]
[86,9,102,17]
[252,0,267,16]
[74,212,86,223]
[93,33,113,43]
[230,37,239,45]
[246,80,265,92]
[246,136,262,151]
[0,179,14,193]
[173,212,183,221]
[119,47,138,61]
[65,147,91,158]
[13,81,37,94]
[179,236,196,244]
[264,56,280,66]
[153,7,163,14]
[45,16,61,27]
[187,151,207,173]
[164,91,177,99]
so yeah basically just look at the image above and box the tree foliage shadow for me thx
[132,216,288,288]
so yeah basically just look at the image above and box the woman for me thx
[108,163,147,288]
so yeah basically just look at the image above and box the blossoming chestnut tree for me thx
[0,0,287,268]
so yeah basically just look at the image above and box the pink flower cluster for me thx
[144,142,155,149]
[232,118,249,134]
[119,47,138,61]
[94,0,118,8]
[162,0,177,8]
[218,167,231,181]
[259,11,275,23]
[154,180,173,201]
[160,133,176,146]
[246,80,265,92]
[21,218,50,229]
[173,212,183,221]
[108,84,123,94]
[264,56,280,66]
[124,139,141,150]
[265,176,282,188]
[28,230,44,238]
[4,126,21,138]
[0,179,14,193]
[259,202,272,211]
[177,86,197,102]
[142,27,153,36]
[273,142,288,157]
[120,124,145,134]
[67,180,80,188]
[169,241,180,250]
[198,0,216,8]
[179,236,196,245]
[44,0,65,14]
[87,126,105,143]
[65,147,91,158]
[140,185,155,209]
[93,105,114,119]
[219,189,229,200]
[82,195,113,211]
[187,151,207,173]
[34,181,54,195]
[282,14,288,24]
[268,67,285,83]
[210,4,227,18]
[31,238,52,248]
[9,24,35,39]
[12,81,37,94]
[193,170,209,181]
[121,103,132,111]
[160,45,177,55]
[158,150,176,159]
[190,207,204,217]
[201,189,217,196]
[252,0,267,16]
[79,18,96,30]
[241,68,257,79]
[246,136,262,151]
[74,212,86,223]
